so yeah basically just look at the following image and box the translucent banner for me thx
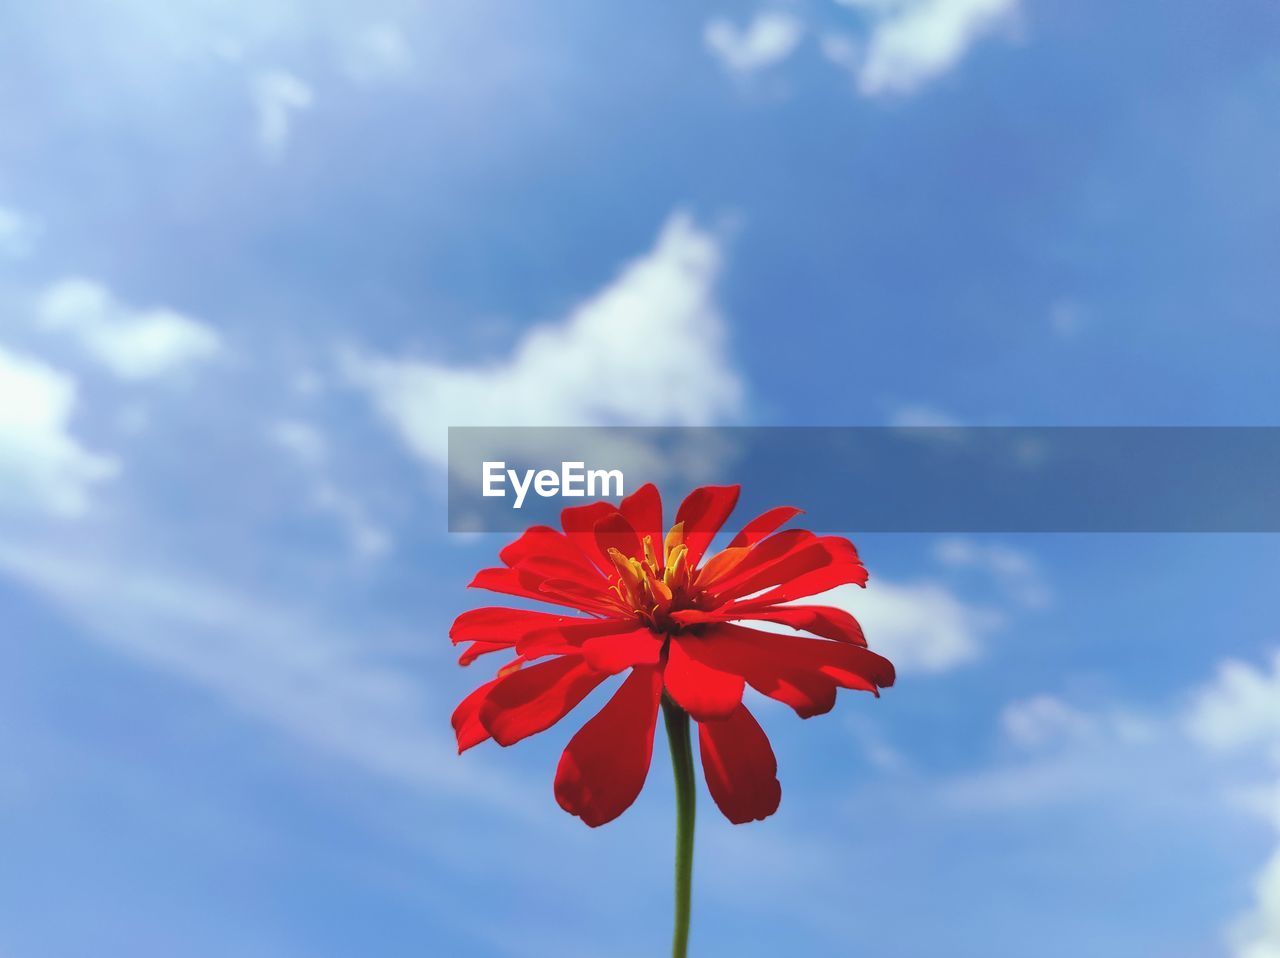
[447,427,1280,533]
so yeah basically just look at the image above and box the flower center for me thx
[606,522,704,632]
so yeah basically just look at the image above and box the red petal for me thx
[560,501,621,572]
[458,640,509,666]
[705,529,815,595]
[468,567,609,613]
[479,655,608,746]
[706,624,895,692]
[536,577,623,616]
[698,705,781,824]
[593,511,643,563]
[711,536,868,605]
[726,506,803,549]
[664,635,745,721]
[516,617,638,659]
[450,607,577,644]
[676,624,892,718]
[619,483,664,548]
[509,556,611,599]
[499,526,601,577]
[555,666,663,826]
[671,604,866,646]
[452,677,500,752]
[744,559,869,606]
[581,629,664,674]
[674,484,741,567]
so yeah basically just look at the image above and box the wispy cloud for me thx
[1186,652,1280,755]
[836,0,1020,96]
[37,277,222,380]
[344,212,743,470]
[341,22,414,85]
[934,537,1051,609]
[954,651,1280,956]
[704,12,805,76]
[0,344,118,517]
[818,579,998,674]
[1186,651,1280,957]
[252,69,314,160]
[0,542,517,807]
[269,418,391,559]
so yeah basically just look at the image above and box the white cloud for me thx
[818,579,998,674]
[1002,694,1095,748]
[269,418,328,466]
[312,480,391,559]
[934,536,1051,608]
[820,33,861,75]
[0,205,38,258]
[836,0,1019,96]
[1186,651,1280,957]
[1236,838,1280,958]
[0,345,118,517]
[344,212,742,469]
[37,277,222,380]
[1186,651,1280,754]
[0,544,510,804]
[704,12,805,75]
[1001,694,1158,751]
[269,419,390,559]
[1235,848,1280,958]
[341,22,413,84]
[253,69,313,159]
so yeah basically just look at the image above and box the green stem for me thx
[662,695,696,958]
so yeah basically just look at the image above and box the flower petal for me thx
[675,624,894,718]
[664,635,745,721]
[702,623,895,693]
[468,567,612,613]
[516,618,638,659]
[619,482,664,548]
[698,704,782,824]
[536,577,625,615]
[581,629,664,674]
[452,676,500,752]
[500,526,601,577]
[711,536,868,605]
[671,604,866,646]
[674,484,741,567]
[555,666,663,827]
[458,640,510,666]
[704,529,815,595]
[593,511,643,563]
[512,554,610,591]
[479,655,608,746]
[726,506,802,549]
[450,606,580,645]
[560,501,621,572]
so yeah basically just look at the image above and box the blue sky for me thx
[1,1,1279,956]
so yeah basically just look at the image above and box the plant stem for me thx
[662,695,696,958]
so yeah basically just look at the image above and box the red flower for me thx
[451,483,895,827]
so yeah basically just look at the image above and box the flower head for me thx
[451,483,895,826]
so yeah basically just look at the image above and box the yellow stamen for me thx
[643,535,661,572]
[664,522,685,565]
[665,544,688,591]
